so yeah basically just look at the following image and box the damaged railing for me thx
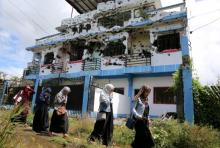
[126,52,151,67]
[82,58,101,71]
[23,62,40,76]
[51,62,66,74]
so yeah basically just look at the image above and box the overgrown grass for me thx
[14,112,220,148]
[151,119,220,148]
[0,106,22,147]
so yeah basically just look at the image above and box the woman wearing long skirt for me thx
[49,86,71,138]
[32,87,52,133]
[131,85,155,148]
[11,85,35,124]
[88,84,115,146]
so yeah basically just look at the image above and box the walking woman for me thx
[88,84,115,146]
[131,85,155,148]
[49,86,71,137]
[12,85,35,124]
[33,86,52,133]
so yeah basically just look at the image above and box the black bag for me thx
[126,100,138,129]
[126,117,136,129]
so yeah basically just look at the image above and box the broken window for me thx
[114,88,124,95]
[104,41,126,57]
[98,11,131,28]
[44,52,54,64]
[153,33,180,52]
[70,40,86,61]
[153,87,175,104]
[134,5,156,19]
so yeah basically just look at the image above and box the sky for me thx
[0,0,220,84]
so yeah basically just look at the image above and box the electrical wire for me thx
[1,8,36,42]
[22,0,54,29]
[7,0,49,34]
[190,16,220,33]
[189,8,220,20]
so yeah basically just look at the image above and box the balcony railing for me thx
[23,61,40,76]
[82,58,101,71]
[125,52,151,67]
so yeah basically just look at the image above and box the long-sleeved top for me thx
[53,92,68,110]
[36,87,51,105]
[98,90,113,113]
[132,98,149,119]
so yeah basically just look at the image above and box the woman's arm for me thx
[132,107,142,119]
[131,100,142,119]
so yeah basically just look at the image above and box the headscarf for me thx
[103,84,115,95]
[100,84,115,103]
[39,87,52,102]
[54,86,71,106]
[62,86,71,93]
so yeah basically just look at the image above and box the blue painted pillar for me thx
[31,78,40,112]
[82,76,91,114]
[181,35,194,124]
[128,75,133,111]
[0,80,9,105]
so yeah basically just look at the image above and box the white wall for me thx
[93,88,130,115]
[151,51,182,66]
[94,78,128,96]
[133,76,176,117]
[93,76,176,117]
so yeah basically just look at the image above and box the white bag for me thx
[96,112,106,120]
[13,90,23,103]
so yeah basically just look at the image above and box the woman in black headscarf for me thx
[32,86,52,133]
[88,84,115,146]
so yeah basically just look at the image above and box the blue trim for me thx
[130,12,187,27]
[24,74,38,80]
[182,69,194,124]
[82,76,91,114]
[128,75,133,111]
[152,25,184,33]
[181,35,189,56]
[181,35,194,124]
[29,64,180,80]
[0,80,9,105]
[31,79,40,112]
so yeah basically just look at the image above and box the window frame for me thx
[153,87,175,104]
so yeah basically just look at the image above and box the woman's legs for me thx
[132,119,154,148]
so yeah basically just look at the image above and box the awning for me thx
[65,0,114,14]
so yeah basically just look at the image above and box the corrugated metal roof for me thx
[65,0,113,14]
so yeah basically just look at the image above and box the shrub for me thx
[151,120,220,148]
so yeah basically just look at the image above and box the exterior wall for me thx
[151,51,182,66]
[93,76,176,117]
[128,30,151,54]
[93,78,129,96]
[133,76,176,117]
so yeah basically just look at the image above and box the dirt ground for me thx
[13,124,60,148]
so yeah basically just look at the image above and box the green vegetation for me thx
[172,65,220,130]
[0,109,220,147]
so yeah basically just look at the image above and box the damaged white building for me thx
[23,0,193,122]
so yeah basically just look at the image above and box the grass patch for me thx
[17,112,220,148]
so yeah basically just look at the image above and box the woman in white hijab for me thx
[49,86,71,137]
[88,84,115,146]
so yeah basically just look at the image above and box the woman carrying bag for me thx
[131,85,155,148]
[49,86,71,138]
[88,84,115,146]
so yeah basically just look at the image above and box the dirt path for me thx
[14,124,60,148]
